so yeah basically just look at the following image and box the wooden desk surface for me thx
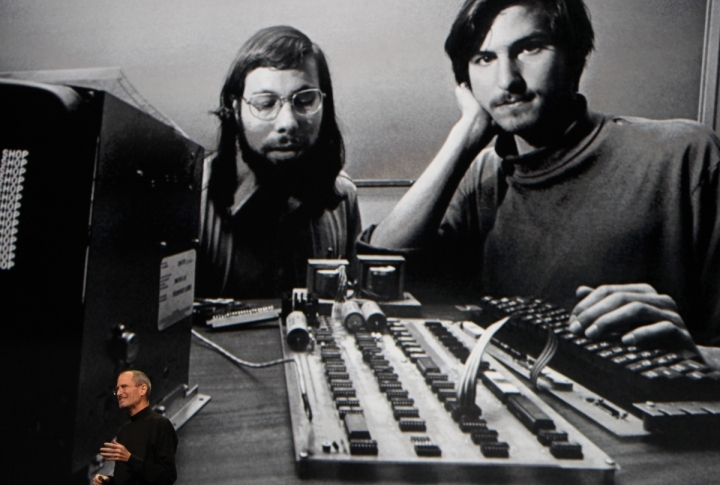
[175,314,720,485]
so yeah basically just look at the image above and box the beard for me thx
[238,133,340,210]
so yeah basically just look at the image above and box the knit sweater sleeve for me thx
[132,417,177,484]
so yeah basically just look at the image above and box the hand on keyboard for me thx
[567,283,698,353]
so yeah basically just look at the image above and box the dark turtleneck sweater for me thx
[361,100,720,345]
[108,406,178,485]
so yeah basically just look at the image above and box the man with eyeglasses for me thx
[364,0,720,356]
[196,25,361,298]
[93,371,178,485]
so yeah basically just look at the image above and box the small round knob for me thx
[112,324,139,364]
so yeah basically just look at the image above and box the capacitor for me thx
[341,300,365,333]
[361,300,387,332]
[286,311,310,351]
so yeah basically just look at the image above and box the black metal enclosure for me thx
[0,78,203,484]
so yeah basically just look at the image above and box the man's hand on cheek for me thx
[455,83,497,152]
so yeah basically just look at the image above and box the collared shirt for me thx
[197,160,361,298]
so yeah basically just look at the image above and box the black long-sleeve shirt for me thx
[108,406,178,485]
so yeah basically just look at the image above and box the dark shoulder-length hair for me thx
[208,25,345,212]
[445,0,594,91]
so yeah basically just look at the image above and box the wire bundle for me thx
[457,317,510,409]
[529,327,559,390]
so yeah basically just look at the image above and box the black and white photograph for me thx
[2,1,720,484]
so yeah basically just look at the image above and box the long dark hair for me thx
[208,25,345,212]
[445,0,594,91]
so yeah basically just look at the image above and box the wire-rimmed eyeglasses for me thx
[240,88,324,121]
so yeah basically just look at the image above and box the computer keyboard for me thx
[473,296,720,433]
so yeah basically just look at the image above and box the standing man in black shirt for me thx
[93,370,178,485]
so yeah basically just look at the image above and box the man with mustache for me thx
[197,26,361,298]
[365,0,720,356]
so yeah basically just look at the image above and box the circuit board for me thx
[282,316,617,483]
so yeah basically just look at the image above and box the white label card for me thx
[158,249,196,331]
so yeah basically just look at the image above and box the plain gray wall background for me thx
[0,0,708,180]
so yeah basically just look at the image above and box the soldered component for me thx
[326,372,349,381]
[330,380,353,389]
[398,418,427,432]
[286,311,310,351]
[320,343,341,351]
[355,332,375,343]
[314,332,335,344]
[321,350,342,362]
[393,406,420,420]
[425,373,449,384]
[459,418,488,433]
[411,436,442,457]
[333,388,356,398]
[372,365,394,375]
[550,441,584,459]
[437,389,457,402]
[344,413,371,440]
[362,348,383,361]
[390,328,411,338]
[537,429,569,446]
[369,357,390,368]
[390,397,414,407]
[471,429,499,444]
[379,381,403,392]
[325,364,346,374]
[482,371,521,403]
[335,397,360,409]
[431,381,455,392]
[357,340,379,351]
[401,345,422,355]
[386,389,409,400]
[396,336,417,345]
[376,372,399,382]
[349,439,378,456]
[338,406,364,418]
[407,351,427,363]
[449,403,482,423]
[506,395,555,434]
[415,356,441,376]
[444,399,460,414]
[361,300,387,332]
[342,300,365,333]
[480,441,510,458]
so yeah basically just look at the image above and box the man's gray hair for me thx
[124,370,152,399]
